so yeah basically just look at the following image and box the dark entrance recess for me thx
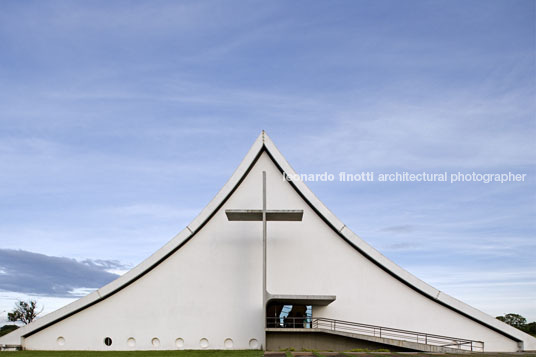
[267,302,312,328]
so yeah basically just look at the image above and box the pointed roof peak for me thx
[255,130,273,147]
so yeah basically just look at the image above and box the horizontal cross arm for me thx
[225,209,303,221]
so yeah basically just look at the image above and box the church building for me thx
[1,132,535,352]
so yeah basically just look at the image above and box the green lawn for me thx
[2,352,536,357]
[0,351,264,357]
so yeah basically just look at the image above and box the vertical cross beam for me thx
[262,171,267,307]
[225,170,303,348]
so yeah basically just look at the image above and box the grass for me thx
[0,351,264,357]
[3,352,536,357]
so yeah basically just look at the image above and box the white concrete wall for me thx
[21,152,525,351]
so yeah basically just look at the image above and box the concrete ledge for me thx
[226,209,304,221]
[267,294,336,306]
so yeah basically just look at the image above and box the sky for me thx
[0,0,535,324]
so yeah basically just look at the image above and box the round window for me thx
[104,337,112,346]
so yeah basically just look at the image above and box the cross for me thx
[225,171,303,329]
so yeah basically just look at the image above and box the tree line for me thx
[496,313,536,336]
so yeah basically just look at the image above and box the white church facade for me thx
[1,132,535,352]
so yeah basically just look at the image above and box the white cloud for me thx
[68,288,97,297]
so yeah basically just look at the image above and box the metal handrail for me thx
[266,316,484,352]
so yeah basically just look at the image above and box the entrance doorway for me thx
[266,303,312,328]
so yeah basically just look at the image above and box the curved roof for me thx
[2,131,534,349]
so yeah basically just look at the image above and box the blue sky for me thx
[0,0,535,323]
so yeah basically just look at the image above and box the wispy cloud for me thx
[403,266,536,319]
[294,85,535,170]
[100,204,201,221]
[379,225,416,234]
